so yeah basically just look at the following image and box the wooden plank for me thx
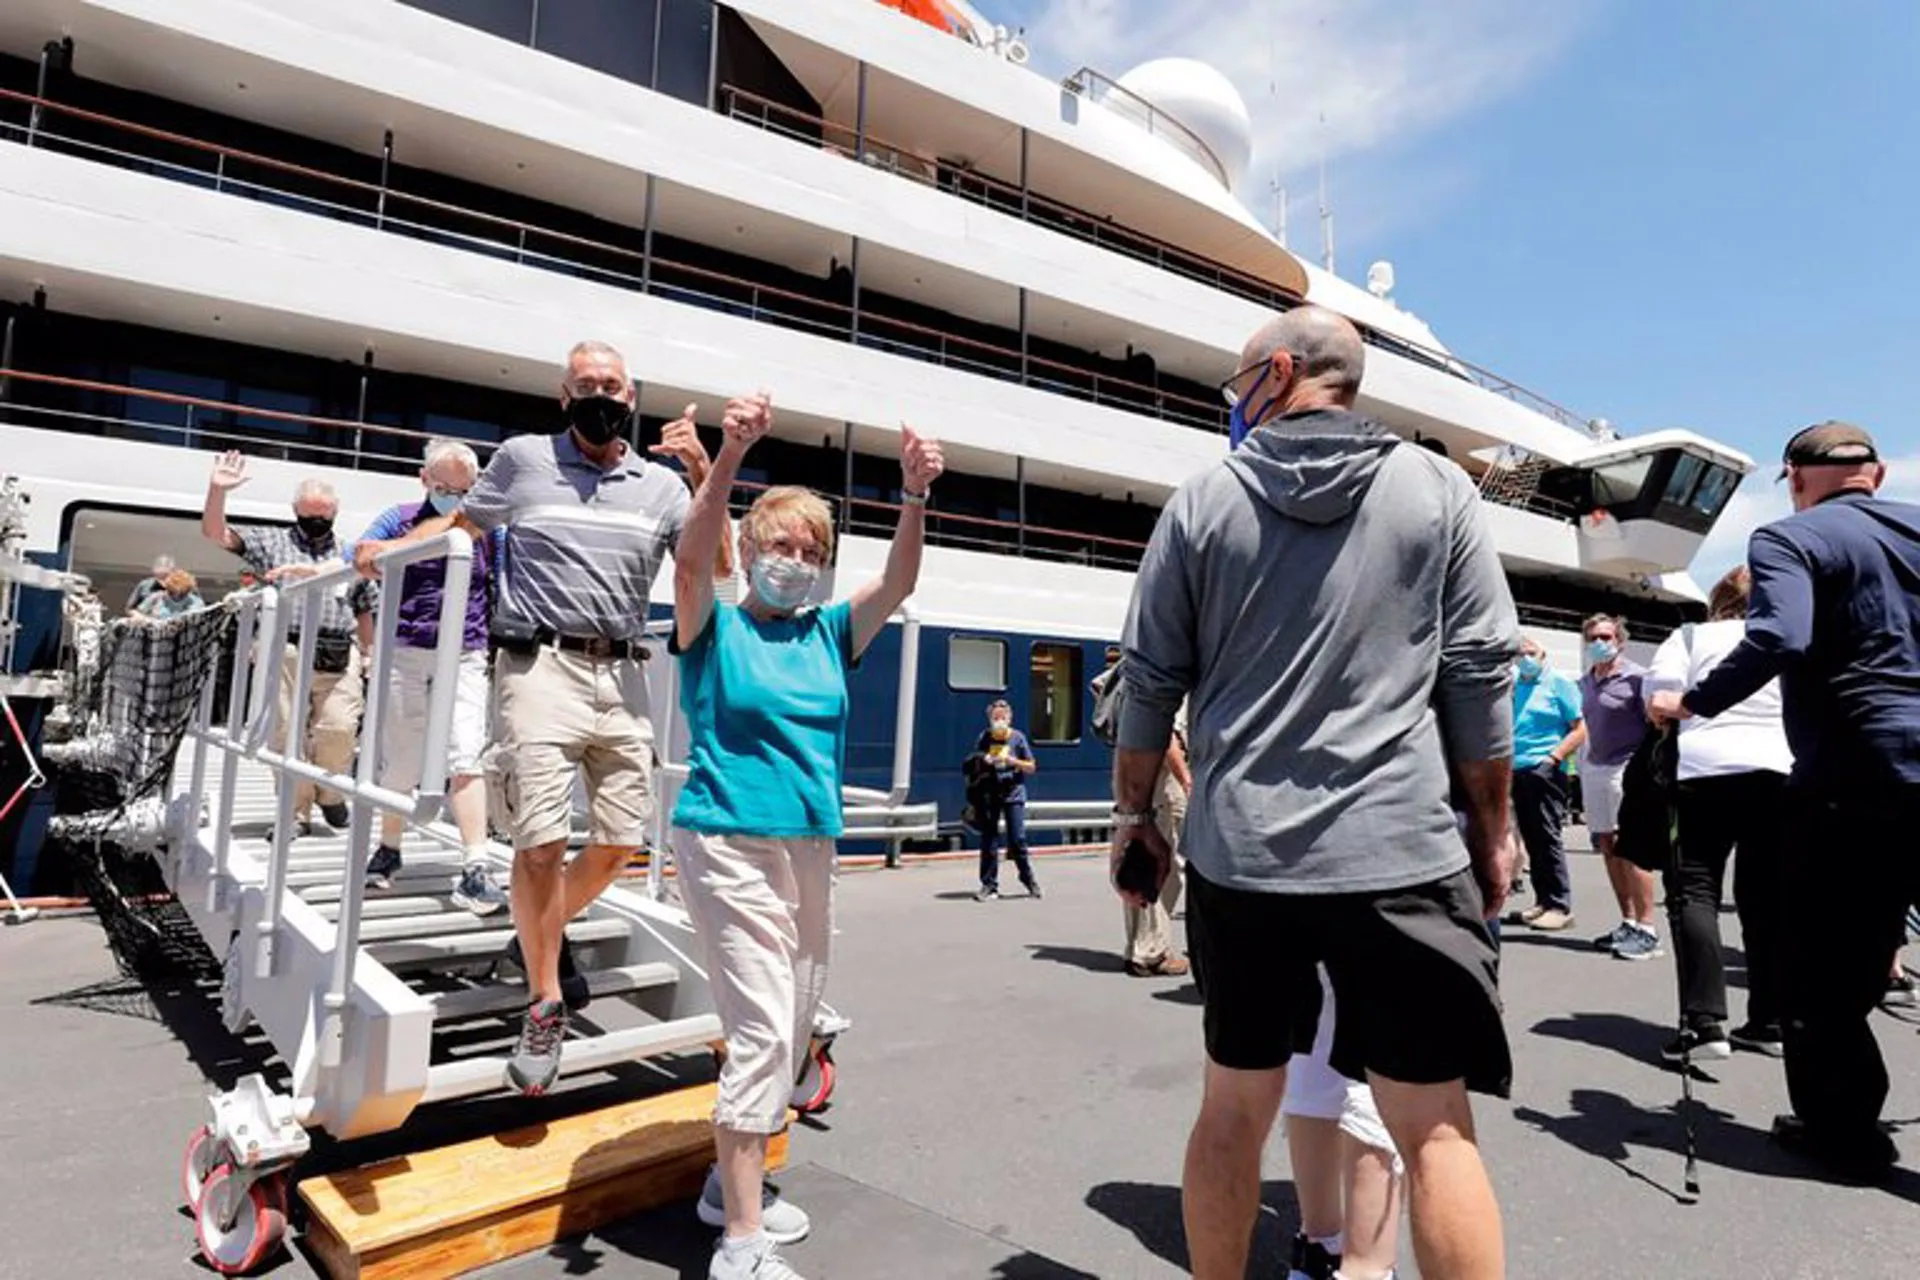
[300,1083,788,1280]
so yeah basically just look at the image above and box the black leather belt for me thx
[550,634,646,661]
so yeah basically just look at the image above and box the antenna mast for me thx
[1317,114,1335,275]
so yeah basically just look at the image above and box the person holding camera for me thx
[970,699,1040,901]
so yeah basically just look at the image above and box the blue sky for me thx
[999,0,1919,579]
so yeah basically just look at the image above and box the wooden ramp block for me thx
[300,1083,789,1280]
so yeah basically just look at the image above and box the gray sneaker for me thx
[1591,921,1633,952]
[1612,924,1664,962]
[506,999,568,1096]
[709,1232,807,1280]
[450,863,508,916]
[697,1165,811,1244]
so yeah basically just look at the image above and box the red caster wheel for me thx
[182,1124,222,1211]
[194,1164,289,1276]
[791,1043,837,1114]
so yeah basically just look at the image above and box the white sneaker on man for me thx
[697,1165,811,1244]
[709,1231,807,1280]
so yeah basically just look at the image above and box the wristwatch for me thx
[1111,807,1155,828]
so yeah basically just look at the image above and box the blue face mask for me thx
[1517,655,1544,681]
[1586,639,1619,667]
[1227,363,1276,450]
[425,488,462,517]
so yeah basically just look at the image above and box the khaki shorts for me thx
[492,646,655,850]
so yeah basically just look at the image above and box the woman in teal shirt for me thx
[670,395,943,1280]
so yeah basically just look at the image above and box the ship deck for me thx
[4,834,1917,1279]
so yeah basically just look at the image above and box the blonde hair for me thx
[161,568,197,595]
[740,486,834,562]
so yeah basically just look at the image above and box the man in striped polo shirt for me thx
[358,338,746,1095]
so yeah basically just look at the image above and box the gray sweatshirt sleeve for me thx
[1434,472,1520,761]
[1117,490,1198,753]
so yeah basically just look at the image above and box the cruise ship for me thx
[0,0,1754,879]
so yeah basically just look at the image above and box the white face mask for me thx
[990,717,1011,730]
[750,554,817,612]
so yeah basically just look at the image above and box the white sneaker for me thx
[697,1166,811,1244]
[450,863,507,916]
[709,1232,807,1280]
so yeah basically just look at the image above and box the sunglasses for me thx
[1217,352,1302,408]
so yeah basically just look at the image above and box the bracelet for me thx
[1111,807,1155,828]
[901,489,928,507]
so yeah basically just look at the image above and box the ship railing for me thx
[1060,67,1229,185]
[715,85,1590,432]
[719,84,1296,311]
[0,372,1158,566]
[0,86,1228,434]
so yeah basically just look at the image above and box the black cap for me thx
[1777,421,1879,480]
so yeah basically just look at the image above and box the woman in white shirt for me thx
[1646,566,1792,1060]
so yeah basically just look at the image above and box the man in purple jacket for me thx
[347,438,506,914]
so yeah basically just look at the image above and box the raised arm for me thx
[201,450,249,553]
[651,403,735,581]
[850,425,944,658]
[674,395,770,650]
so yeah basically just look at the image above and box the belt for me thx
[549,634,646,661]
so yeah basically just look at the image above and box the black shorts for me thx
[1184,865,1511,1098]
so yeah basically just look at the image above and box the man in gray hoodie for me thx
[1113,306,1518,1280]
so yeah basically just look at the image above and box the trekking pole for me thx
[1658,720,1699,1202]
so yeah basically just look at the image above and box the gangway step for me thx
[290,861,466,893]
[300,1080,788,1280]
[313,896,462,922]
[420,1013,724,1105]
[427,961,680,1023]
[365,917,628,968]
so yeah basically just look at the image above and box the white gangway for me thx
[133,531,933,1273]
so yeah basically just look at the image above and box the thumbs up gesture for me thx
[900,424,944,496]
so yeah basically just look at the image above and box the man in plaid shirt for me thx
[202,451,377,839]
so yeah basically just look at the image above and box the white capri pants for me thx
[380,646,490,785]
[673,829,837,1134]
[1579,756,1628,836]
[1282,966,1403,1172]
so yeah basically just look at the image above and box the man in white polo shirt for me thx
[359,339,744,1095]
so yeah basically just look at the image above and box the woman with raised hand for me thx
[669,398,943,1280]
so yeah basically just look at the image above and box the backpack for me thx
[1089,661,1127,747]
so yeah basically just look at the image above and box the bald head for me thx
[1244,306,1366,403]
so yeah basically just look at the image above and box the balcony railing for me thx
[0,369,1153,571]
[1061,68,1228,185]
[717,84,1592,433]
[0,86,1226,435]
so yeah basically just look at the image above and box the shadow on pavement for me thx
[1084,1178,1299,1273]
[1026,944,1128,974]
[1529,1011,1676,1070]
[1514,1087,1920,1207]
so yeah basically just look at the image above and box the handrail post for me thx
[256,598,320,981]
[376,129,393,230]
[208,595,259,913]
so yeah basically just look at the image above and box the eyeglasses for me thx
[1217,357,1273,408]
[565,377,629,399]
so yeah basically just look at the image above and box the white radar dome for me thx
[1115,57,1253,188]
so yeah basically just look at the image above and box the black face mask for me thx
[566,394,631,447]
[295,515,334,543]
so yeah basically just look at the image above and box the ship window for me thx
[533,0,660,87]
[1662,454,1707,506]
[948,636,1006,692]
[655,0,716,105]
[1028,643,1084,745]
[400,0,534,44]
[1590,455,1654,506]
[1690,465,1739,518]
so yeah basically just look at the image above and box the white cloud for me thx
[1010,0,1586,206]
[1690,454,1920,583]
